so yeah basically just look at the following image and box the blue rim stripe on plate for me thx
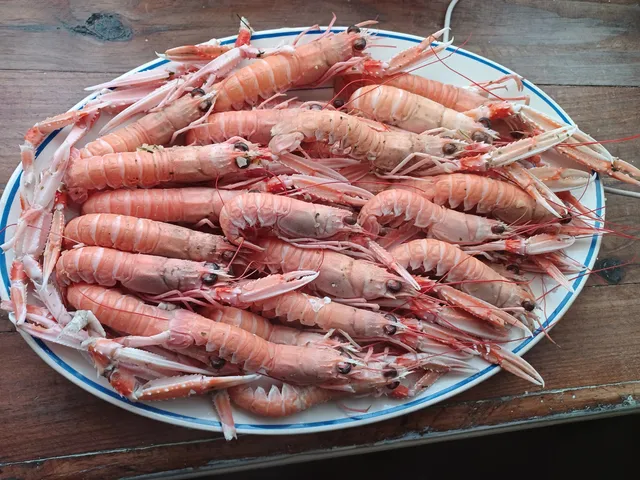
[0,28,603,431]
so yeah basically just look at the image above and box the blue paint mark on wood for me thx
[67,13,132,42]
[594,258,624,284]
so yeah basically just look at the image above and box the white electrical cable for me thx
[603,186,640,199]
[443,0,459,42]
[443,0,638,198]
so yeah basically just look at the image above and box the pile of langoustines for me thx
[6,16,631,440]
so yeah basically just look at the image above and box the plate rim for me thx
[0,25,604,435]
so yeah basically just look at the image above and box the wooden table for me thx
[1,1,639,478]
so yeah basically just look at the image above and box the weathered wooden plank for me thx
[0,282,638,469]
[0,380,636,479]
[0,0,638,86]
[0,1,638,474]
[0,314,12,332]
[0,71,107,192]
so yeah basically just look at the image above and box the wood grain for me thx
[1,380,637,480]
[0,71,107,192]
[1,1,639,478]
[0,1,638,85]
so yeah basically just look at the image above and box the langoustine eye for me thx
[386,279,402,293]
[337,362,352,374]
[353,38,366,51]
[442,142,458,155]
[343,215,358,226]
[471,131,492,144]
[333,98,346,108]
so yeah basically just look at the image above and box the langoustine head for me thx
[215,137,275,173]
[308,20,376,73]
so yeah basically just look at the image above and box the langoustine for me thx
[56,246,317,305]
[252,238,416,301]
[228,383,343,418]
[358,188,514,245]
[56,246,226,297]
[389,238,537,317]
[387,173,561,225]
[66,283,398,390]
[64,214,237,264]
[66,139,268,202]
[348,84,496,142]
[269,109,574,175]
[185,104,320,146]
[81,187,242,226]
[333,72,527,113]
[219,192,363,250]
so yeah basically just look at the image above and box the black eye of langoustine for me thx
[198,99,212,112]
[491,224,506,234]
[384,368,398,378]
[383,324,397,336]
[202,273,218,285]
[471,131,491,144]
[337,362,352,375]
[478,117,492,128]
[347,25,361,33]
[234,142,249,152]
[384,314,399,335]
[333,98,345,108]
[190,88,211,111]
[506,264,520,274]
[236,157,250,169]
[353,38,366,51]
[386,279,402,293]
[210,357,226,369]
[343,215,358,225]
[442,143,458,155]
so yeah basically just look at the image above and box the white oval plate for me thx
[0,26,604,434]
